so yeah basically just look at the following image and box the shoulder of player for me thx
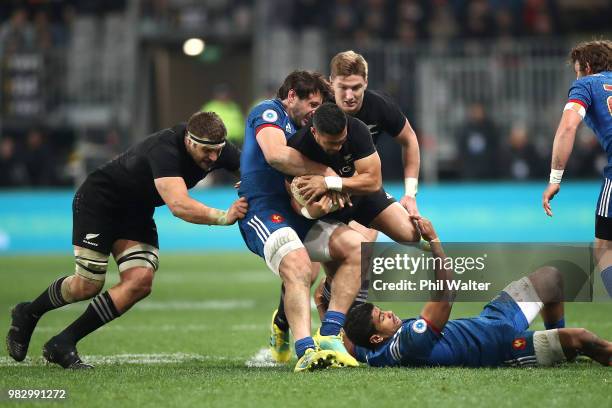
[248,99,285,119]
[364,89,398,107]
[347,115,370,134]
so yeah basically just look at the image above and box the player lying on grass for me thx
[342,216,612,368]
[268,102,422,362]
[6,111,247,369]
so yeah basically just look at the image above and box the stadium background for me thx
[0,1,610,407]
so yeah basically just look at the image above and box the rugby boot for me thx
[313,328,359,368]
[6,302,39,362]
[43,336,93,369]
[269,309,291,363]
[294,348,338,372]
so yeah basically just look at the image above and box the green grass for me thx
[0,254,610,408]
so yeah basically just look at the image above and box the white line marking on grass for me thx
[32,323,267,333]
[245,348,285,368]
[135,300,256,311]
[0,353,242,367]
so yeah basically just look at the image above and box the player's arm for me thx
[396,119,421,215]
[542,106,584,217]
[295,152,382,203]
[257,126,335,177]
[413,216,454,332]
[154,177,247,225]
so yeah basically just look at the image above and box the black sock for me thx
[26,276,70,319]
[57,291,120,344]
[274,284,289,331]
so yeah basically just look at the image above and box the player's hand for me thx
[410,215,438,242]
[308,194,334,218]
[296,175,328,203]
[226,197,248,224]
[329,191,351,209]
[400,195,420,216]
[542,183,560,217]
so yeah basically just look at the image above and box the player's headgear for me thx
[277,70,332,101]
[186,111,227,148]
[330,50,368,80]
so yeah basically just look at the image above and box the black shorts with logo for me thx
[72,180,158,255]
[327,188,396,227]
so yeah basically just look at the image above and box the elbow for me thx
[265,152,284,169]
[167,201,186,219]
[368,177,382,192]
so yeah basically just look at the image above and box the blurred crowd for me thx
[0,0,609,187]
[288,0,610,46]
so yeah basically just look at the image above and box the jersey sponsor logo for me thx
[604,84,612,92]
[412,319,427,334]
[367,124,380,135]
[340,166,352,175]
[385,192,393,200]
[270,214,284,223]
[262,109,278,123]
[285,123,292,133]
[85,233,100,241]
[512,337,527,350]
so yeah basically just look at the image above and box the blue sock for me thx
[320,311,346,336]
[295,337,315,359]
[545,317,565,330]
[602,266,612,298]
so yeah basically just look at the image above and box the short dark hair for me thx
[313,102,347,135]
[344,303,377,350]
[570,40,612,74]
[186,111,226,143]
[277,70,332,101]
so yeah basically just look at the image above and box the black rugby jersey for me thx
[84,123,240,208]
[288,116,376,177]
[353,90,407,144]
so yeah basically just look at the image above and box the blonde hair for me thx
[330,50,368,80]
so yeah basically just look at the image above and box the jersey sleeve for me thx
[350,118,377,160]
[217,141,241,172]
[353,345,370,363]
[148,134,183,179]
[371,91,407,137]
[567,78,592,110]
[394,318,440,363]
[249,103,284,135]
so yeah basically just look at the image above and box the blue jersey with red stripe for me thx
[353,292,532,367]
[567,71,612,177]
[239,99,297,199]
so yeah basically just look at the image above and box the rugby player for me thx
[542,40,612,297]
[343,217,612,368]
[269,51,423,363]
[239,71,366,371]
[6,112,248,369]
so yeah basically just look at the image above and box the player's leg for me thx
[6,246,107,362]
[593,237,612,298]
[368,202,420,243]
[525,266,565,329]
[348,220,378,242]
[43,239,159,369]
[304,221,364,367]
[270,261,320,363]
[594,178,612,297]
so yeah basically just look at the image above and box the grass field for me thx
[0,253,610,408]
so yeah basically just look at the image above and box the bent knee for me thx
[121,267,155,299]
[67,274,104,301]
[278,249,312,286]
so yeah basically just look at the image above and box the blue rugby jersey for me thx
[239,99,297,199]
[567,72,612,178]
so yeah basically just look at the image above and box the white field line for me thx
[43,299,257,313]
[29,323,266,333]
[0,353,243,367]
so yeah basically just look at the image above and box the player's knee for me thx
[530,265,564,302]
[74,247,109,292]
[264,227,306,277]
[66,274,104,301]
[122,268,155,300]
[278,250,312,288]
[334,229,365,265]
